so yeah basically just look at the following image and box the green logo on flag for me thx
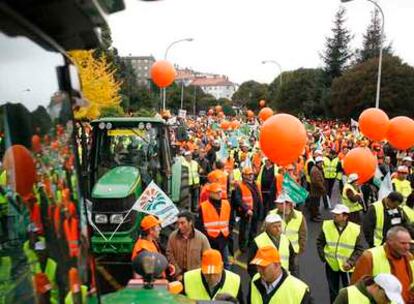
[282,174,309,204]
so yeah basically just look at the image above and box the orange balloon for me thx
[358,108,389,141]
[259,114,307,166]
[343,147,377,184]
[230,120,240,130]
[246,110,254,118]
[3,145,36,199]
[150,60,176,88]
[215,105,222,113]
[221,120,230,130]
[258,107,274,122]
[386,116,414,150]
[259,100,266,107]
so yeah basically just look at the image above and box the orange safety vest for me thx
[276,174,284,195]
[200,200,230,238]
[252,153,263,174]
[239,182,262,211]
[64,217,79,258]
[224,158,235,173]
[30,203,44,234]
[131,239,160,261]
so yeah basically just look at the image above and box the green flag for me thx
[282,173,309,204]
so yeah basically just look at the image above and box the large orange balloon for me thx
[150,60,176,88]
[259,100,266,107]
[258,107,274,122]
[221,120,230,130]
[343,147,377,184]
[358,108,389,141]
[259,114,307,166]
[386,116,414,150]
[3,145,36,199]
[246,110,255,118]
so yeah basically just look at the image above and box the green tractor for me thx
[85,117,189,291]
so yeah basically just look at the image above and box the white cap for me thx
[331,204,350,214]
[374,274,404,304]
[27,223,40,233]
[34,241,46,251]
[314,150,323,156]
[348,173,359,183]
[213,140,220,145]
[275,193,294,204]
[184,151,192,156]
[315,156,324,163]
[397,165,409,173]
[403,156,413,162]
[265,213,282,223]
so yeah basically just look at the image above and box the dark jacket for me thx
[232,181,264,221]
[310,165,326,197]
[247,268,313,304]
[333,279,376,304]
[362,199,408,247]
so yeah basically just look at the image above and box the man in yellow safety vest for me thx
[249,246,313,304]
[341,173,364,224]
[392,166,412,203]
[182,150,200,212]
[316,204,364,303]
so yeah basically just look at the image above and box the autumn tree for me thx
[69,50,123,120]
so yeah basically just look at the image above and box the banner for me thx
[378,173,393,201]
[132,181,179,227]
[178,109,187,119]
[282,174,309,204]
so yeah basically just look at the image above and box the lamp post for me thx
[341,0,384,109]
[262,60,283,87]
[162,38,194,111]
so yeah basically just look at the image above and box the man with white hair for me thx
[342,173,364,224]
[247,213,295,278]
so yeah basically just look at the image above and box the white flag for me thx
[132,181,179,227]
[378,173,393,201]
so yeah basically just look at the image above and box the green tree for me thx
[31,106,52,135]
[321,7,353,85]
[330,55,414,118]
[232,80,268,110]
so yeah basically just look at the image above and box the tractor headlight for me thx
[110,214,124,224]
[95,214,108,224]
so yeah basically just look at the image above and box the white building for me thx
[190,76,238,100]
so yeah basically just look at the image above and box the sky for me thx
[108,0,414,84]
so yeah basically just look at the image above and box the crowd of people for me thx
[132,112,414,304]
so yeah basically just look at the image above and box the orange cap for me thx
[207,171,220,183]
[201,249,223,274]
[208,183,222,193]
[250,245,281,267]
[140,215,161,231]
[242,167,253,175]
[69,267,80,293]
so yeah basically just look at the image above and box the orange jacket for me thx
[131,239,160,261]
[200,199,230,239]
[64,217,79,258]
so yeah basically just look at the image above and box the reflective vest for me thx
[341,183,363,212]
[0,256,12,299]
[250,273,308,304]
[269,209,303,254]
[323,157,339,179]
[131,239,159,260]
[34,258,58,304]
[256,164,278,186]
[322,220,360,272]
[369,245,414,280]
[304,159,314,183]
[403,205,414,223]
[346,285,370,303]
[239,183,254,210]
[184,269,240,300]
[392,179,412,202]
[200,199,230,238]
[64,217,79,258]
[254,232,290,270]
[0,191,8,217]
[23,236,45,266]
[233,169,242,184]
[182,159,200,186]
[65,285,88,304]
[373,201,385,246]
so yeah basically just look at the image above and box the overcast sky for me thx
[108,0,414,84]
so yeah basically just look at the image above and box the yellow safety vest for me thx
[304,159,314,183]
[346,285,370,303]
[23,236,45,266]
[256,164,278,185]
[254,232,290,270]
[369,245,414,280]
[269,209,303,254]
[250,273,308,304]
[34,258,58,304]
[403,205,414,223]
[65,285,88,304]
[0,170,7,186]
[183,269,240,300]
[322,220,360,272]
[182,159,200,186]
[373,201,385,246]
[392,179,412,202]
[323,157,339,179]
[341,183,363,213]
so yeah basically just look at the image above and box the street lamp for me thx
[262,60,283,87]
[162,38,194,110]
[341,0,384,109]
